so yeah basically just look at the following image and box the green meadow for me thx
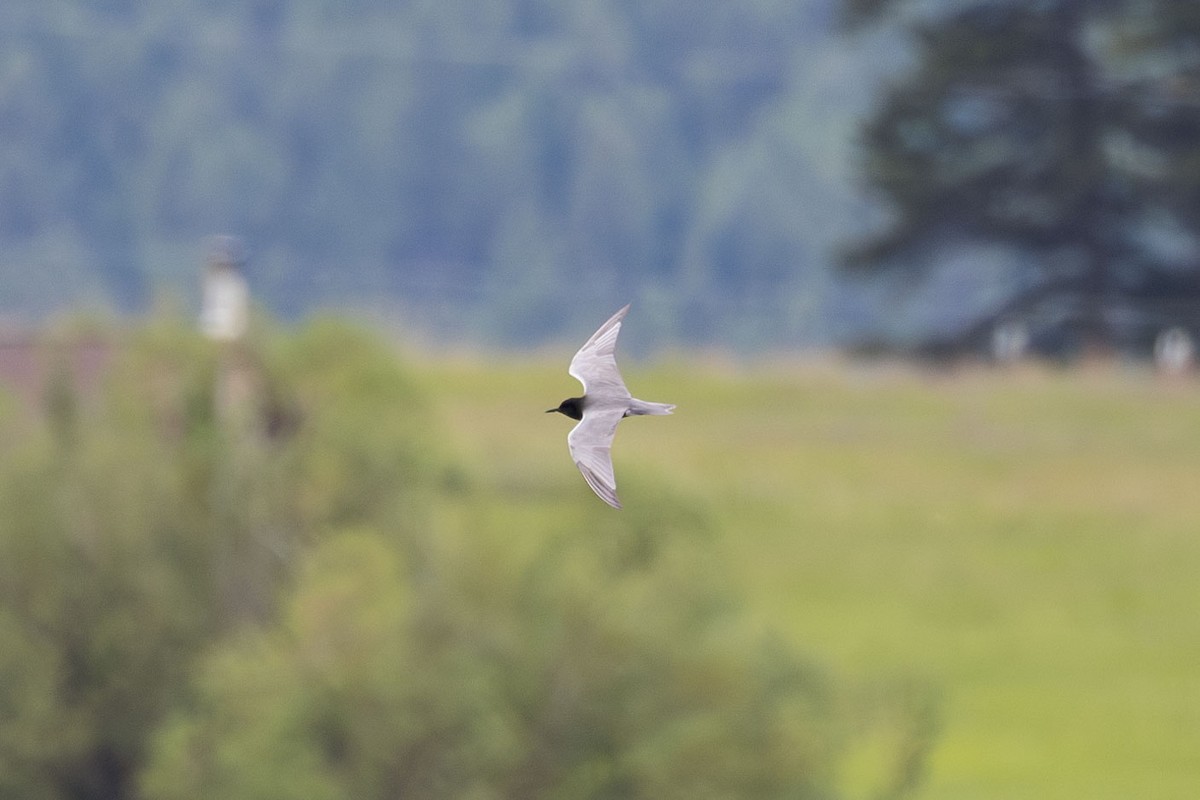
[426,357,1200,800]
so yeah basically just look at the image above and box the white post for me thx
[991,319,1029,364]
[201,235,249,343]
[201,236,258,430]
[1154,327,1194,376]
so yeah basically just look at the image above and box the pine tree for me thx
[844,0,1200,353]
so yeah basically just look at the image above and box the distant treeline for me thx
[0,0,885,348]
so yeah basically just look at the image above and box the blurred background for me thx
[2,2,1200,799]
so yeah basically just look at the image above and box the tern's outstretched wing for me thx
[567,407,625,509]
[569,304,632,400]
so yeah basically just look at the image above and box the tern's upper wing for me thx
[567,407,626,509]
[568,304,632,399]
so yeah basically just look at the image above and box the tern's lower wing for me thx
[567,407,626,509]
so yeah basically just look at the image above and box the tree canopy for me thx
[0,0,881,348]
[844,0,1200,352]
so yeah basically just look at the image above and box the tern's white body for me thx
[554,305,674,509]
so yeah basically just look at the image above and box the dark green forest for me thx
[847,0,1200,353]
[0,0,885,348]
[3,1,1200,350]
[0,318,934,799]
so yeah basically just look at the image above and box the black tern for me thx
[547,304,675,509]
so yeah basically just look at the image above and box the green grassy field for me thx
[424,357,1200,800]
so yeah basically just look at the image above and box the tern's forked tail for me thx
[627,399,675,416]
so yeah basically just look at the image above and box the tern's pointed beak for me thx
[546,408,557,413]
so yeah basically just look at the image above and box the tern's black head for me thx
[547,396,585,420]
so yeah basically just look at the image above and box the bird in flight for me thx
[547,304,675,509]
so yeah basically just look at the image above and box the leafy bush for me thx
[0,318,441,798]
[143,497,855,800]
[0,318,935,800]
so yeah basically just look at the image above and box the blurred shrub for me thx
[0,317,443,799]
[0,317,936,800]
[143,517,845,800]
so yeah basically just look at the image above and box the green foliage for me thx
[265,319,445,531]
[0,317,446,798]
[143,515,848,800]
[0,0,873,347]
[845,0,1200,347]
[0,318,932,799]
